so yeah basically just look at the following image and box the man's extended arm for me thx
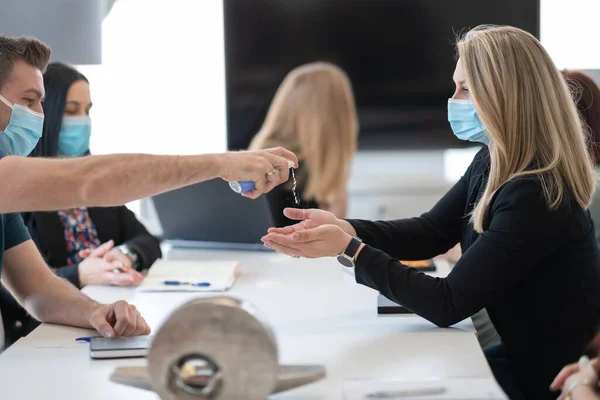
[2,240,149,337]
[0,147,297,213]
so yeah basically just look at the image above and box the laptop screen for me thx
[152,179,274,246]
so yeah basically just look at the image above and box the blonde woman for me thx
[263,26,600,399]
[249,62,358,226]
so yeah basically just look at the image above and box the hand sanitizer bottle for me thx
[229,160,295,194]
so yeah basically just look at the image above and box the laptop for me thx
[152,179,274,251]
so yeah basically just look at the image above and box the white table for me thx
[0,249,493,399]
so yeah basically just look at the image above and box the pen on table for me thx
[162,280,211,287]
[367,387,446,399]
[75,336,103,343]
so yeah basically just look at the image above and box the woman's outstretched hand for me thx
[262,224,352,259]
[262,208,359,258]
[266,208,357,236]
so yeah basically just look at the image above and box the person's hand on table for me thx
[78,240,144,287]
[216,147,298,199]
[89,300,151,338]
[551,356,600,398]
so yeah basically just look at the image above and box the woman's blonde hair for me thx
[458,25,596,232]
[249,62,358,205]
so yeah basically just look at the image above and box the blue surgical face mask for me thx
[0,94,44,156]
[447,99,489,145]
[57,116,92,157]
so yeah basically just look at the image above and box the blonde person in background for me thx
[250,62,358,227]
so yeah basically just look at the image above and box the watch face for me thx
[337,254,354,268]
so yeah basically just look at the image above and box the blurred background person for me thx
[250,62,359,227]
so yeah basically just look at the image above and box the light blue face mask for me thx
[57,116,92,157]
[447,99,489,145]
[0,94,44,156]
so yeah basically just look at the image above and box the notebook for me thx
[90,335,153,359]
[137,260,239,292]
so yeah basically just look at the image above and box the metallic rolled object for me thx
[110,296,326,400]
[148,296,279,400]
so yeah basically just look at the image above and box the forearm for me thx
[354,244,467,327]
[22,274,98,329]
[347,216,456,260]
[0,153,222,212]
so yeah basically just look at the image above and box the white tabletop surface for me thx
[0,249,493,399]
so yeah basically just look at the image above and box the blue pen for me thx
[75,335,103,342]
[162,280,211,287]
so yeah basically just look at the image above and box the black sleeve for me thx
[347,173,469,261]
[117,206,162,270]
[354,179,567,327]
[21,212,83,288]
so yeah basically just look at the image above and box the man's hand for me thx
[216,147,298,199]
[89,300,151,338]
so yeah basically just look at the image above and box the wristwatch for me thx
[116,244,139,269]
[337,236,363,268]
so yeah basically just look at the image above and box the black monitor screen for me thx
[224,0,540,150]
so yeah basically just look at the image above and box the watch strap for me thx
[117,244,140,269]
[344,236,363,259]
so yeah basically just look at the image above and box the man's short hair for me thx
[0,35,51,89]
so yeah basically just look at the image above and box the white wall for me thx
[78,0,227,157]
[541,0,600,69]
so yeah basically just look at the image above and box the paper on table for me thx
[137,260,239,292]
[343,378,507,399]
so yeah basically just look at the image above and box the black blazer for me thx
[23,206,161,286]
[350,148,600,399]
[0,206,161,347]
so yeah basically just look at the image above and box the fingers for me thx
[260,153,290,184]
[79,249,92,258]
[134,312,152,336]
[264,228,322,245]
[263,239,306,258]
[90,302,150,338]
[264,146,299,168]
[283,207,311,221]
[101,259,127,273]
[121,305,138,336]
[111,301,133,336]
[289,227,324,243]
[106,270,143,286]
[89,308,116,338]
[242,189,261,200]
[550,363,580,391]
[87,240,115,258]
[104,250,133,271]
[267,224,298,234]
